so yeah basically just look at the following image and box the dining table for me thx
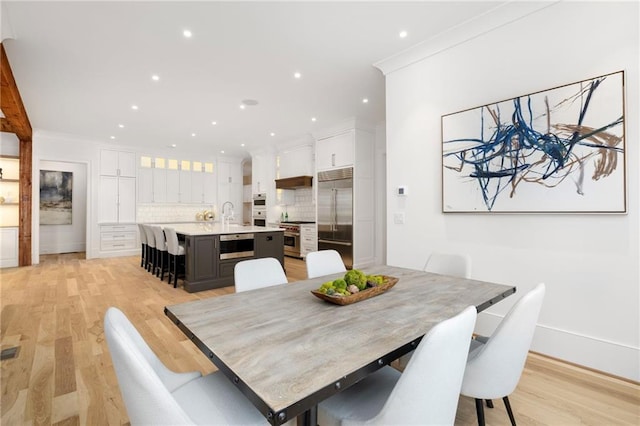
[164,265,516,426]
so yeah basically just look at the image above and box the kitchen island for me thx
[167,223,284,293]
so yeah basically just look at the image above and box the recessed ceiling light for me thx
[183,29,192,38]
[399,30,408,38]
[220,150,225,154]
[110,136,115,140]
[239,104,246,110]
[131,105,139,110]
[362,98,369,104]
[211,121,217,125]
[191,133,196,137]
[171,144,177,148]
[294,72,301,79]
[118,124,124,128]
[270,132,275,137]
[241,143,245,147]
[311,117,317,122]
[151,74,160,81]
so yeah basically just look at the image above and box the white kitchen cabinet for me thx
[252,153,275,195]
[217,160,242,219]
[100,149,136,177]
[275,188,295,206]
[137,168,153,203]
[0,227,19,268]
[98,176,136,223]
[100,224,137,251]
[166,169,180,203]
[152,168,167,203]
[316,130,354,171]
[300,223,317,258]
[278,145,314,178]
[179,170,192,203]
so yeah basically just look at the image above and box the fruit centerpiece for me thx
[311,269,398,305]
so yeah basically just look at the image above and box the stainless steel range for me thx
[279,223,301,258]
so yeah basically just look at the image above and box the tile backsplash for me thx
[137,204,215,223]
[277,188,316,222]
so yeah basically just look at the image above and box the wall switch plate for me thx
[393,212,405,224]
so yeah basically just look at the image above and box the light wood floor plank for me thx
[1,253,638,425]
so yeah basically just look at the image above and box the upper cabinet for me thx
[138,156,215,204]
[100,149,136,177]
[252,151,275,195]
[316,131,355,171]
[278,144,314,178]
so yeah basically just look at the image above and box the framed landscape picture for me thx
[442,71,626,213]
[40,170,73,225]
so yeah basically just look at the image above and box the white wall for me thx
[381,1,639,380]
[39,160,87,254]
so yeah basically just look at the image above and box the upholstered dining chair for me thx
[396,252,473,370]
[104,307,275,425]
[137,223,147,269]
[424,252,472,278]
[305,249,347,279]
[164,227,185,288]
[142,224,156,274]
[461,283,546,426]
[151,226,169,281]
[318,306,477,426]
[234,257,288,293]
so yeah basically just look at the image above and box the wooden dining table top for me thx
[165,265,516,425]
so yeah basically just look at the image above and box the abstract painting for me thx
[442,71,625,213]
[40,170,73,225]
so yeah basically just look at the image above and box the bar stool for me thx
[137,224,148,268]
[152,226,169,281]
[142,224,156,274]
[164,227,185,288]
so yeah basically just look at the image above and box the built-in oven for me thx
[219,233,254,260]
[280,224,301,258]
[252,193,267,227]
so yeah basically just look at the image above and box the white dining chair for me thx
[318,306,477,426]
[151,226,169,281]
[164,227,185,288]
[234,257,288,292]
[424,252,472,278]
[305,249,347,279]
[104,307,275,425]
[461,283,546,426]
[137,223,147,269]
[396,252,473,370]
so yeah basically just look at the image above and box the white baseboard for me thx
[476,311,640,382]
[39,242,86,254]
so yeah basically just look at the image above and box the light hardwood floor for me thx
[1,253,638,425]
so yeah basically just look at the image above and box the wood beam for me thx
[19,138,32,266]
[1,42,33,266]
[1,44,32,141]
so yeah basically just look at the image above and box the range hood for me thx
[275,176,313,189]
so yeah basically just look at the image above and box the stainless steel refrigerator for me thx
[317,167,353,269]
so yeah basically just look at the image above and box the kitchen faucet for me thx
[222,201,235,225]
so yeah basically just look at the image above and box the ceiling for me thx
[2,1,506,158]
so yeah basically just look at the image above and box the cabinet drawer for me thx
[100,239,137,251]
[100,224,137,233]
[101,231,136,242]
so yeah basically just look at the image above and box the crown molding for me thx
[374,1,559,76]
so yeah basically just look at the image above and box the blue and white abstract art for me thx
[442,71,626,213]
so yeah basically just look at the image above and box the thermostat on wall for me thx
[397,186,408,196]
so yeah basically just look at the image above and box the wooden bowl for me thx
[311,275,399,305]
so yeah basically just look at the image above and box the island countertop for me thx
[159,222,283,236]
